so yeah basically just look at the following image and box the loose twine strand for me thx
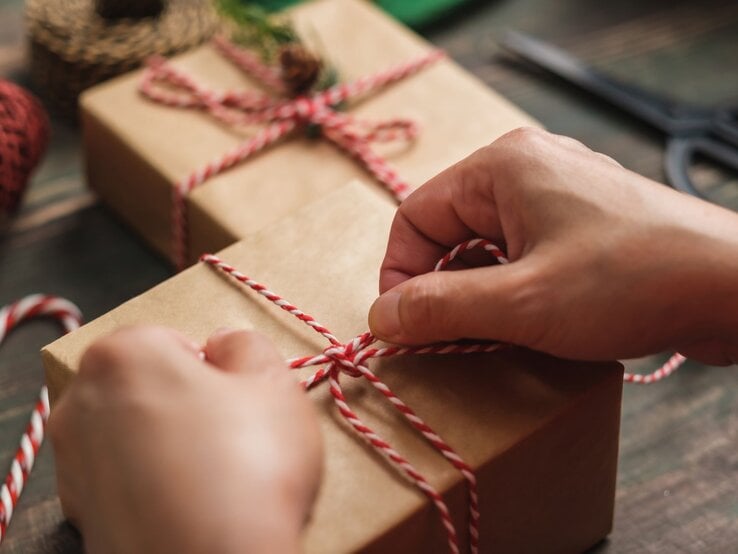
[0,295,82,544]
[201,237,686,553]
[139,37,445,269]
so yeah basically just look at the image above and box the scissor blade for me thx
[500,31,691,133]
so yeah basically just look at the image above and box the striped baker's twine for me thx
[200,240,510,554]
[139,37,444,269]
[437,240,687,383]
[0,250,685,548]
[201,237,687,553]
[0,294,82,545]
[624,353,686,383]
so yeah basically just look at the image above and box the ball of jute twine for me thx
[25,0,221,118]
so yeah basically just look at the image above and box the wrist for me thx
[713,238,738,347]
[673,207,738,346]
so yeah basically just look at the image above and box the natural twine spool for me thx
[25,0,220,119]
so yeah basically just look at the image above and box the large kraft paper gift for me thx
[80,0,538,267]
[43,182,623,553]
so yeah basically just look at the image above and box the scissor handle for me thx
[713,109,738,148]
[665,136,738,200]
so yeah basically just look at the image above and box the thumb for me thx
[368,263,535,345]
[205,328,286,374]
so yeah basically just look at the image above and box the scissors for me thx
[500,31,738,202]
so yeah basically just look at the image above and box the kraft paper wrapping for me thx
[43,182,623,553]
[80,0,539,266]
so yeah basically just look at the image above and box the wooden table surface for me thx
[1,0,736,552]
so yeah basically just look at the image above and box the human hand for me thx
[50,326,322,554]
[369,127,738,365]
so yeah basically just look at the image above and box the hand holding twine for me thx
[0,242,684,548]
[139,37,444,269]
[202,238,508,554]
[202,238,685,553]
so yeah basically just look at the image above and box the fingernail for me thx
[369,290,402,340]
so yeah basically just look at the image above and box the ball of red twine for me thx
[0,80,49,216]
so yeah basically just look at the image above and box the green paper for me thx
[249,0,471,28]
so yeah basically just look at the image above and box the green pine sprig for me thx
[216,0,339,94]
[216,0,298,61]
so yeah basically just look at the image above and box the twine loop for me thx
[319,332,375,378]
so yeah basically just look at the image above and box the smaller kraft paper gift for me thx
[80,0,538,269]
[44,182,623,553]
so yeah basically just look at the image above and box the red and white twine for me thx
[624,352,685,383]
[0,294,82,545]
[200,240,506,554]
[202,237,685,553]
[0,252,684,548]
[139,37,444,269]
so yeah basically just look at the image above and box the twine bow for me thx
[139,37,445,270]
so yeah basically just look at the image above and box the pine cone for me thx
[279,44,322,96]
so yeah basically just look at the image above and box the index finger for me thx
[379,145,505,293]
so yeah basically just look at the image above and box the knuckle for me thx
[553,133,589,152]
[220,328,258,345]
[119,325,175,349]
[79,325,172,381]
[79,326,150,381]
[596,151,623,168]
[484,127,554,182]
[79,338,126,381]
[495,126,549,150]
[209,328,255,354]
[236,329,273,351]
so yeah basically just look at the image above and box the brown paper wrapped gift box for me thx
[43,182,623,553]
[80,0,538,266]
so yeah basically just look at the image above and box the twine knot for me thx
[201,239,509,554]
[321,332,376,378]
[200,236,685,554]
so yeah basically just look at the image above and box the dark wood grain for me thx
[0,0,736,552]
